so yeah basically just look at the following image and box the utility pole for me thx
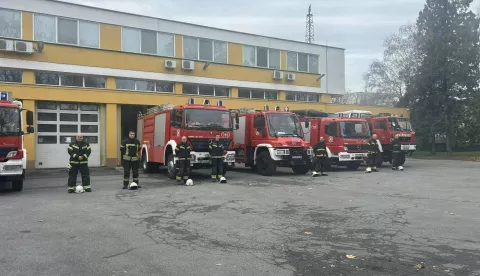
[305,5,314,43]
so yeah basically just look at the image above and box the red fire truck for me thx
[0,92,35,192]
[137,99,236,179]
[335,110,416,166]
[232,106,313,176]
[294,109,371,170]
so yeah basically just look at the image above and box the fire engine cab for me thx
[335,110,416,166]
[295,109,371,170]
[0,92,35,192]
[137,98,236,179]
[232,106,313,176]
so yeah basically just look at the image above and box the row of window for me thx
[38,123,98,133]
[116,78,174,93]
[35,72,106,88]
[38,135,98,144]
[37,112,98,122]
[285,92,320,102]
[0,8,321,73]
[238,89,278,100]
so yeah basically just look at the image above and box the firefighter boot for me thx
[372,166,378,172]
[84,185,92,192]
[392,167,397,170]
[68,186,75,193]
[312,171,319,177]
[365,167,372,173]
[398,166,404,171]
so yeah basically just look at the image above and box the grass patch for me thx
[412,151,480,161]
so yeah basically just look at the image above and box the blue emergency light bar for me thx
[1,92,12,101]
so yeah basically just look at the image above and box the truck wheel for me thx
[12,180,23,192]
[256,151,277,176]
[167,155,176,180]
[142,153,157,173]
[292,165,309,175]
[346,162,360,170]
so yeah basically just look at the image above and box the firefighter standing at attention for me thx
[175,136,192,185]
[67,134,92,193]
[209,134,227,183]
[365,133,381,173]
[120,130,141,189]
[391,133,404,171]
[312,136,328,177]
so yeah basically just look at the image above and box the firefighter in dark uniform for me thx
[209,134,226,182]
[175,136,192,185]
[120,130,141,189]
[391,133,404,171]
[365,133,381,173]
[67,134,92,193]
[312,136,328,177]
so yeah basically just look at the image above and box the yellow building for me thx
[0,0,409,168]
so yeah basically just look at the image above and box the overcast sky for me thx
[63,0,480,92]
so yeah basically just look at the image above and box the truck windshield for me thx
[340,121,370,139]
[267,113,303,137]
[389,118,413,131]
[0,107,21,136]
[185,109,232,130]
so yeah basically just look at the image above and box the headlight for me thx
[275,149,290,156]
[7,151,18,158]
[306,148,313,155]
[343,146,348,151]
[190,154,196,161]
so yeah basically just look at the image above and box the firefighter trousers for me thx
[68,164,90,187]
[176,160,190,182]
[392,151,402,168]
[211,158,224,180]
[314,158,326,173]
[367,153,377,168]
[123,160,139,187]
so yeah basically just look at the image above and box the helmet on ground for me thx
[128,182,138,190]
[75,185,85,193]
[219,177,227,183]
[185,179,194,186]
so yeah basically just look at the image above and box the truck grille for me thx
[0,148,17,158]
[345,144,369,151]
[399,137,411,142]
[189,138,231,152]
[286,147,307,155]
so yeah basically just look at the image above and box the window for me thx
[183,37,227,62]
[0,69,22,83]
[237,89,277,100]
[122,27,140,53]
[60,74,83,87]
[34,14,56,42]
[285,92,319,102]
[60,124,78,132]
[60,113,78,122]
[38,124,57,132]
[374,120,387,130]
[157,32,174,57]
[60,103,78,110]
[37,102,57,110]
[38,113,57,121]
[182,84,229,97]
[81,125,98,133]
[81,114,98,122]
[325,122,338,137]
[141,29,157,54]
[84,76,106,88]
[172,109,183,127]
[287,51,320,73]
[58,18,78,45]
[79,21,99,48]
[84,136,98,144]
[34,14,100,48]
[0,8,21,39]
[80,104,98,111]
[243,46,281,69]
[116,78,174,93]
[35,72,60,85]
[38,136,57,144]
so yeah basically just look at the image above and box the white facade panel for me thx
[233,116,246,144]
[153,113,166,146]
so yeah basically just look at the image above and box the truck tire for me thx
[167,155,176,180]
[12,180,23,192]
[142,152,157,173]
[292,165,309,175]
[256,151,276,176]
[346,162,360,170]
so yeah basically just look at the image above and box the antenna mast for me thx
[305,5,314,43]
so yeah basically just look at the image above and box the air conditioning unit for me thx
[0,39,14,52]
[182,60,195,71]
[164,60,176,69]
[272,70,283,80]
[286,73,296,81]
[14,41,34,54]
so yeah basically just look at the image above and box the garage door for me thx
[36,101,101,169]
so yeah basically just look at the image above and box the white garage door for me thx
[36,101,101,169]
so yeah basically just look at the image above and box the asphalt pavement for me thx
[1,159,480,276]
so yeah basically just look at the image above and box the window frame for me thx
[242,45,281,69]
[0,8,22,39]
[115,78,175,93]
[33,13,100,48]
[120,26,175,57]
[182,36,228,63]
[181,84,230,97]
[0,68,23,83]
[286,51,320,73]
[237,88,278,100]
[285,92,319,103]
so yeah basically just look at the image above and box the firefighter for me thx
[365,133,381,173]
[120,130,141,189]
[67,134,92,193]
[312,136,328,177]
[175,136,192,185]
[209,134,226,182]
[391,133,404,171]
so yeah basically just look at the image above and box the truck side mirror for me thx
[235,113,239,124]
[27,126,35,134]
[235,123,239,130]
[26,110,34,126]
[305,121,310,128]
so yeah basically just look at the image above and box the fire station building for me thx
[0,0,409,169]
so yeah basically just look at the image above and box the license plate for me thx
[3,165,22,171]
[292,156,302,159]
